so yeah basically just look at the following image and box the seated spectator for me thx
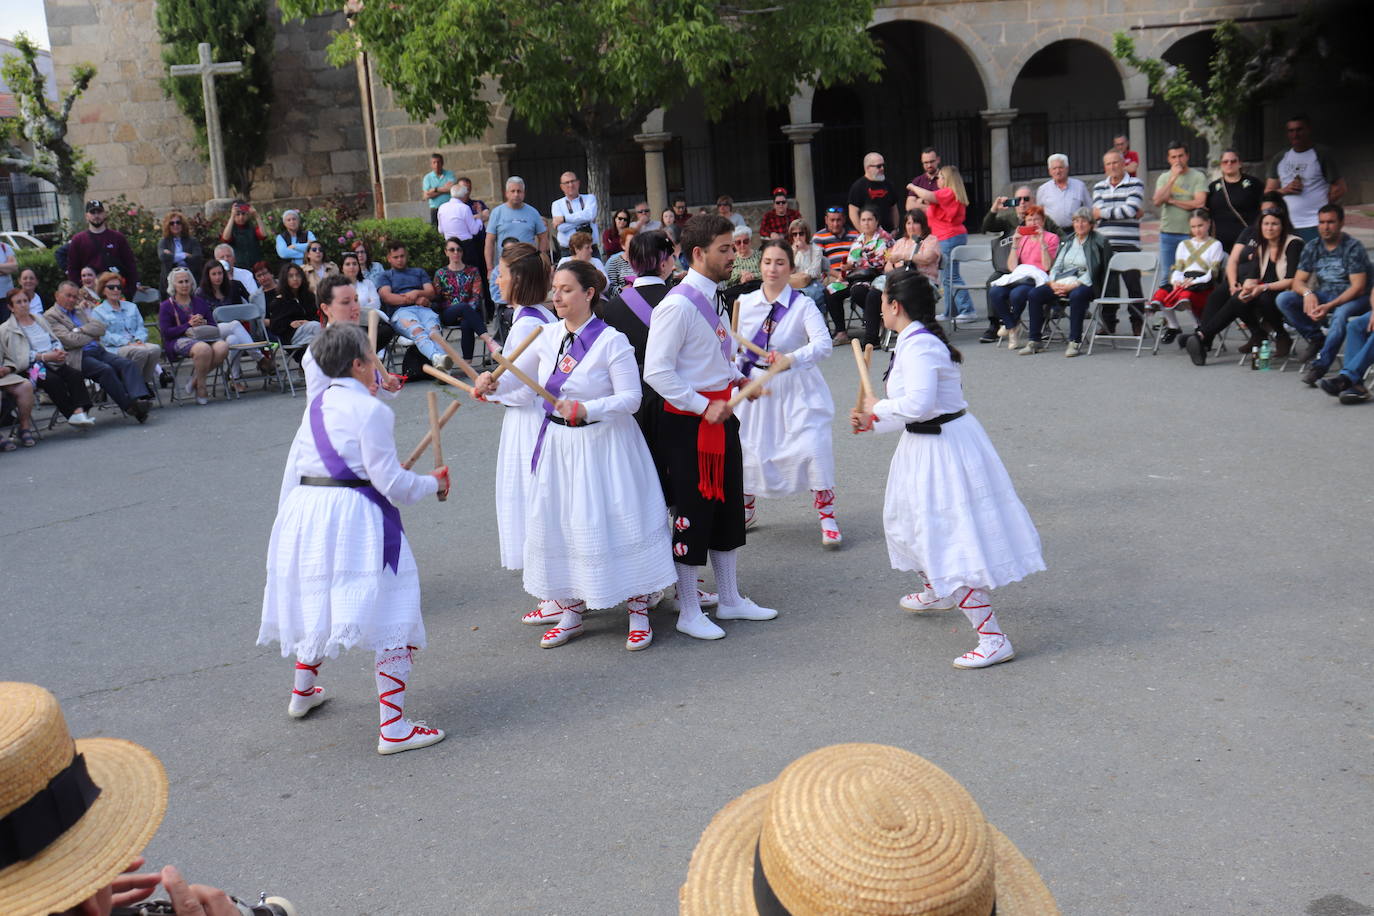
[1318,290,1374,403]
[604,229,636,298]
[1019,207,1111,356]
[555,230,609,281]
[1035,153,1092,229]
[1276,204,1372,386]
[46,280,152,422]
[602,209,632,257]
[434,235,490,361]
[199,258,250,308]
[629,200,660,233]
[159,266,230,404]
[274,209,315,265]
[854,209,942,351]
[812,206,859,343]
[1148,209,1224,344]
[787,218,828,309]
[212,242,258,296]
[76,265,101,307]
[253,261,277,298]
[721,225,763,307]
[760,187,802,239]
[157,209,205,295]
[1181,206,1302,365]
[987,205,1058,350]
[716,194,747,229]
[1206,149,1263,253]
[905,165,974,319]
[0,681,242,916]
[2,287,97,440]
[845,207,894,349]
[377,241,447,373]
[200,260,268,391]
[977,187,1061,343]
[93,270,162,392]
[16,267,45,313]
[342,251,382,313]
[264,263,321,353]
[351,239,387,286]
[660,207,679,244]
[302,239,340,292]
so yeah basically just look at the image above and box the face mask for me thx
[455,186,470,198]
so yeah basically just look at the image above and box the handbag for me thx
[188,324,221,341]
[846,267,879,285]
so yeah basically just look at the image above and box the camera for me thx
[1003,196,1028,209]
[113,893,298,916]
[572,222,593,235]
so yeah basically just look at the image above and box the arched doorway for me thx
[1147,30,1263,165]
[662,92,792,207]
[506,116,646,214]
[1009,39,1125,185]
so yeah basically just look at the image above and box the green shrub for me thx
[353,218,445,273]
[15,248,63,300]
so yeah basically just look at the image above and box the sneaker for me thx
[714,597,777,620]
[978,327,998,343]
[1298,334,1326,365]
[952,636,1015,669]
[1184,334,1207,366]
[899,589,958,612]
[1300,363,1328,387]
[377,720,445,755]
[1016,340,1045,355]
[956,309,978,320]
[1339,382,1371,404]
[1318,375,1352,398]
[287,687,326,718]
[68,411,96,427]
[539,623,584,648]
[697,585,718,609]
[675,613,725,640]
[646,590,666,610]
[1064,341,1081,358]
[431,351,453,370]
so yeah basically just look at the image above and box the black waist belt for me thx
[300,476,369,487]
[547,415,599,428]
[905,409,965,435]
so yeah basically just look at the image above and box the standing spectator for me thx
[671,195,691,227]
[1021,208,1112,356]
[549,170,600,257]
[721,225,762,306]
[787,218,828,309]
[906,165,975,320]
[716,195,747,229]
[47,280,151,420]
[157,210,205,295]
[421,152,456,228]
[65,200,140,289]
[631,200,661,231]
[212,242,259,296]
[847,151,899,232]
[434,236,491,361]
[844,207,894,348]
[274,209,315,266]
[2,287,97,435]
[813,206,859,342]
[1092,149,1146,334]
[219,199,266,267]
[484,176,548,272]
[93,270,161,391]
[1207,149,1264,252]
[437,185,484,248]
[1035,153,1091,229]
[451,176,492,317]
[159,266,230,404]
[301,240,339,293]
[759,187,802,240]
[603,209,632,257]
[904,148,942,211]
[1275,205,1371,383]
[378,241,447,372]
[1113,133,1139,177]
[986,205,1058,350]
[556,230,609,282]
[342,251,382,313]
[0,235,16,298]
[1152,141,1208,283]
[1265,114,1346,243]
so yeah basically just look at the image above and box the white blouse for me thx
[355,278,382,312]
[735,286,832,370]
[872,322,967,432]
[491,315,641,422]
[1169,238,1225,287]
[643,269,745,414]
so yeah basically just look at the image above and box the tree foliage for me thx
[0,33,96,223]
[279,0,882,205]
[157,0,276,199]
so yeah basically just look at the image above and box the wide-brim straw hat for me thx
[680,743,1057,915]
[0,682,168,916]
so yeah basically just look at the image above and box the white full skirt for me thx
[736,363,836,498]
[495,403,545,569]
[258,486,424,659]
[523,415,676,609]
[883,414,1045,596]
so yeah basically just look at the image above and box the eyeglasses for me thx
[446,247,460,252]
[867,162,885,169]
[788,232,806,238]
[635,208,649,214]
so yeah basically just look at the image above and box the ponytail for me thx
[884,271,962,363]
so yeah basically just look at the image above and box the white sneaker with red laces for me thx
[521,599,562,625]
[287,686,326,718]
[952,636,1015,669]
[377,719,446,755]
[899,589,958,612]
[540,623,584,648]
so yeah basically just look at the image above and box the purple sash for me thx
[309,389,404,573]
[738,288,797,376]
[672,282,732,363]
[619,286,654,327]
[515,305,552,325]
[530,317,610,472]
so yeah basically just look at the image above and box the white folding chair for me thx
[948,244,991,331]
[1085,251,1159,357]
[213,300,286,397]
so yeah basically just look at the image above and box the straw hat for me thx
[0,682,167,916]
[680,743,1058,915]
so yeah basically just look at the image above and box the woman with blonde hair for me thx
[93,270,162,391]
[907,165,974,319]
[157,209,204,294]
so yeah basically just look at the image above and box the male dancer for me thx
[644,214,776,639]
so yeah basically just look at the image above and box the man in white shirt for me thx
[548,171,600,257]
[643,213,777,640]
[1036,153,1091,229]
[630,200,661,232]
[437,193,484,243]
[1265,114,1347,242]
[213,243,259,296]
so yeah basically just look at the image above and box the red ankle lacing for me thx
[377,670,405,732]
[293,661,321,697]
[813,489,835,520]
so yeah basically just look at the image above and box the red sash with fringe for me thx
[663,385,736,501]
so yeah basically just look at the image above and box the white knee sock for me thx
[1161,308,1180,329]
[293,658,321,697]
[955,588,1002,642]
[627,595,651,632]
[709,549,741,604]
[676,562,703,620]
[375,647,414,739]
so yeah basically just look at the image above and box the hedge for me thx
[352,218,446,273]
[15,248,63,298]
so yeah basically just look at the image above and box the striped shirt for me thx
[1091,175,1145,251]
[812,229,858,269]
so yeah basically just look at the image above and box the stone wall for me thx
[45,0,370,211]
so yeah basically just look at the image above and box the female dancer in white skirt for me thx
[852,271,1044,668]
[483,243,560,625]
[734,239,841,547]
[473,260,676,650]
[259,324,452,753]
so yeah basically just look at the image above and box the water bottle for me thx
[1258,339,1272,370]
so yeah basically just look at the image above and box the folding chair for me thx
[1085,251,1159,357]
[947,244,991,331]
[214,300,286,398]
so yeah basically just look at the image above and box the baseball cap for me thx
[85,200,106,212]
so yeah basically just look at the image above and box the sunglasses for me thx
[105,284,122,290]
[826,207,844,214]
[446,247,460,252]
[168,219,182,225]
[615,215,629,221]
[635,208,649,214]
[789,231,806,237]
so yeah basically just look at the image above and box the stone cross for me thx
[169,43,244,200]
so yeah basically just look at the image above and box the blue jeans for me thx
[1027,283,1094,342]
[1157,232,1188,287]
[987,282,1032,330]
[390,305,442,359]
[1277,288,1369,369]
[938,233,974,317]
[1338,312,1374,383]
[799,281,826,310]
[439,301,487,359]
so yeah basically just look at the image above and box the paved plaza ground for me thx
[3,295,1371,915]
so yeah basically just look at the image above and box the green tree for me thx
[0,33,96,226]
[279,0,881,208]
[157,0,275,199]
[1114,20,1292,170]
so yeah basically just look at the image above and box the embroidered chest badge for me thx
[559,354,578,374]
[763,319,776,334]
[715,326,727,343]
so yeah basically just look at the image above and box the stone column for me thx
[780,122,822,225]
[1119,98,1153,178]
[980,108,1018,200]
[492,143,517,185]
[634,131,673,217]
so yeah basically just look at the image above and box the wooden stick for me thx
[403,400,459,469]
[726,321,770,359]
[731,300,740,336]
[851,338,875,403]
[427,390,446,501]
[366,308,380,353]
[422,363,476,394]
[490,325,544,380]
[727,354,791,408]
[489,348,558,405]
[428,330,480,381]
